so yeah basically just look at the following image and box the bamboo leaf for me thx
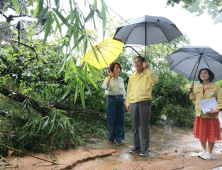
[2,0,10,18]
[78,61,85,74]
[79,76,91,93]
[43,12,52,45]
[69,0,75,22]
[78,81,85,109]
[85,4,94,22]
[52,8,71,28]
[72,35,84,51]
[83,37,88,55]
[41,116,50,129]
[36,6,48,26]
[38,0,44,17]
[21,2,28,14]
[61,79,77,100]
[56,41,65,59]
[55,0,60,10]
[94,0,97,9]
[65,58,71,81]
[32,2,39,18]
[86,70,97,88]
[88,64,101,81]
[58,54,68,74]
[84,63,87,80]
[92,14,97,30]
[48,110,57,134]
[95,9,104,19]
[12,0,19,14]
[72,60,78,74]
[54,23,58,35]
[37,118,43,132]
[18,134,26,140]
[100,0,108,11]
[28,0,33,6]
[89,40,99,63]
[73,15,79,44]
[102,6,106,39]
[74,83,79,103]
[51,137,54,146]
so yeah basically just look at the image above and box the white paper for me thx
[199,97,217,114]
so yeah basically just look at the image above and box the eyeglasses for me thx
[199,72,208,75]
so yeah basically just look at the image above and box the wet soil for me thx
[2,113,222,170]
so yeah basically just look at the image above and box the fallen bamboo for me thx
[0,130,48,138]
[0,144,59,165]
[81,143,93,155]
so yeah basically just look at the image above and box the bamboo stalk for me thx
[81,143,93,155]
[0,144,59,165]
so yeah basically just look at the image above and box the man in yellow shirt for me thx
[126,55,159,157]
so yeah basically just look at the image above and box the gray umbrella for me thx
[166,45,222,91]
[113,15,182,57]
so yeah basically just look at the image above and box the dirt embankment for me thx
[2,126,222,170]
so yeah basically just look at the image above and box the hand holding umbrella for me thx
[143,61,149,69]
[108,69,115,78]
[189,83,194,94]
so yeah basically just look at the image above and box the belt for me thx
[108,95,123,98]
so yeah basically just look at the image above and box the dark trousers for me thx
[106,95,125,142]
[129,100,152,151]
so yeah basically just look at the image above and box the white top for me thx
[102,76,126,99]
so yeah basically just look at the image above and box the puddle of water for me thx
[214,167,222,170]
[84,125,193,165]
[188,152,199,157]
[75,123,222,170]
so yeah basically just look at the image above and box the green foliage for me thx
[166,0,222,24]
[72,113,108,139]
[162,103,195,128]
[0,134,9,157]
[17,109,77,150]
[216,80,222,88]
[0,2,198,156]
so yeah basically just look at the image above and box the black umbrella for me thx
[113,15,183,57]
[166,45,222,92]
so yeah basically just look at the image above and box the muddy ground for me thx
[2,124,222,170]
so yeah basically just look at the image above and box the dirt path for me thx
[1,125,222,170]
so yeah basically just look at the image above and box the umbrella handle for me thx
[189,88,192,94]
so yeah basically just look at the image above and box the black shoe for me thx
[129,147,141,153]
[108,140,114,144]
[116,140,122,146]
[140,150,148,157]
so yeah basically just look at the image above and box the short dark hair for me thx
[198,68,215,83]
[135,55,145,62]
[109,62,122,73]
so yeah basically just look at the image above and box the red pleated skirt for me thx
[193,116,221,142]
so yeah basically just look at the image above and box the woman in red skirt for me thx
[190,68,222,160]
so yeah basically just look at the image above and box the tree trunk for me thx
[0,85,106,122]
[0,85,52,116]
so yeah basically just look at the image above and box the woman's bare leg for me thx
[208,142,215,153]
[201,142,207,150]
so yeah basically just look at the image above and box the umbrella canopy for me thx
[81,38,124,70]
[113,15,182,57]
[166,45,222,82]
